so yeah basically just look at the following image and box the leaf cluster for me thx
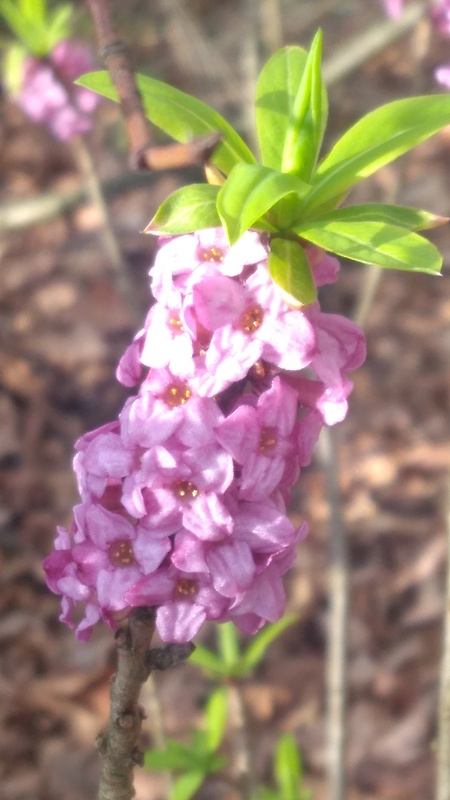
[77,30,449,301]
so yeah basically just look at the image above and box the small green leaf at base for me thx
[188,644,227,676]
[171,771,205,800]
[268,239,317,306]
[295,219,442,274]
[238,614,298,676]
[145,184,220,235]
[204,688,228,752]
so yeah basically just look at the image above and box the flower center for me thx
[241,305,264,334]
[174,577,198,598]
[108,540,135,567]
[259,427,278,454]
[173,479,199,500]
[199,246,224,262]
[162,382,191,407]
[168,313,184,334]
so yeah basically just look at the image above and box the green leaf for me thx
[217,622,241,670]
[312,203,448,231]
[146,184,220,235]
[76,71,255,176]
[188,645,227,676]
[171,771,205,800]
[255,38,327,180]
[238,614,298,676]
[304,95,450,214]
[2,43,27,93]
[268,240,317,306]
[274,735,302,800]
[295,218,443,274]
[47,3,72,48]
[255,46,307,170]
[0,0,37,51]
[217,164,310,243]
[204,688,228,752]
[145,740,194,772]
[281,30,327,180]
[21,0,45,24]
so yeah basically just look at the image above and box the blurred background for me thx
[1,1,450,798]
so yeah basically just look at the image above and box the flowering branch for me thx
[86,0,221,171]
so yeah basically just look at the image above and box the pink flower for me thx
[15,40,101,141]
[215,377,299,500]
[192,266,316,395]
[125,565,230,642]
[47,227,365,643]
[121,440,234,538]
[43,503,171,639]
[150,229,268,306]
[382,0,404,19]
[431,0,450,37]
[74,422,135,500]
[435,65,450,88]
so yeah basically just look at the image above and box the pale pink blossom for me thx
[15,40,101,141]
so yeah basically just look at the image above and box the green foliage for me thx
[294,217,442,274]
[255,35,327,180]
[0,0,72,56]
[76,71,255,176]
[189,615,298,679]
[147,184,221,234]
[303,95,450,216]
[268,239,317,306]
[253,734,312,800]
[144,687,227,800]
[217,165,309,243]
[78,31,449,301]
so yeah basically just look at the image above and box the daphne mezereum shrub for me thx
[44,30,450,644]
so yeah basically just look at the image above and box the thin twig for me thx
[86,0,221,171]
[435,483,450,800]
[70,134,138,320]
[318,427,348,800]
[97,608,156,800]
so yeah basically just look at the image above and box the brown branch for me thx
[86,0,221,171]
[97,608,156,800]
[96,609,195,800]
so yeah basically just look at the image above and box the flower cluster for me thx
[44,230,365,643]
[383,0,450,88]
[15,39,101,141]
